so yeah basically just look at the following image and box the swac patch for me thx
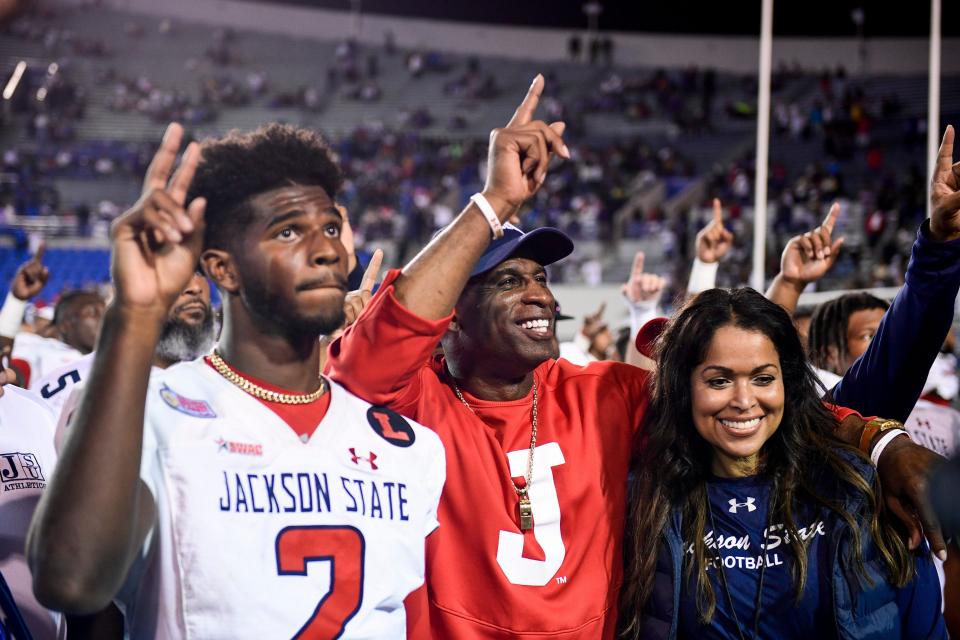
[160,384,217,418]
[216,437,263,456]
[366,406,415,447]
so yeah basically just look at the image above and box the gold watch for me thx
[858,418,904,453]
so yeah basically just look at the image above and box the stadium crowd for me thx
[3,4,946,296]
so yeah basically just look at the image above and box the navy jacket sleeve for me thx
[831,221,960,421]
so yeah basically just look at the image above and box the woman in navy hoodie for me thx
[619,288,945,640]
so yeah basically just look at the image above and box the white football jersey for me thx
[10,333,84,391]
[0,385,63,640]
[119,358,445,640]
[34,352,93,417]
[904,398,960,458]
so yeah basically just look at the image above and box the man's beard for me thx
[155,310,217,364]
[241,286,346,339]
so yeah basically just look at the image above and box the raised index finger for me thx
[712,198,723,227]
[359,248,384,293]
[506,74,543,127]
[143,123,184,196]
[631,251,645,278]
[33,241,46,264]
[936,125,955,176]
[821,202,840,234]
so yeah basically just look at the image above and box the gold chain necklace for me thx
[209,351,327,405]
[452,378,538,531]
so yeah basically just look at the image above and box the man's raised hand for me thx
[696,199,734,264]
[11,241,49,301]
[341,248,384,331]
[482,75,570,215]
[930,125,960,242]
[779,202,844,288]
[766,203,843,313]
[110,123,206,319]
[622,252,666,305]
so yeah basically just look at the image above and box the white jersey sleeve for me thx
[118,358,446,640]
[10,333,84,391]
[0,385,64,640]
[34,352,94,418]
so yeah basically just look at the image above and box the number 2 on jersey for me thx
[275,525,365,639]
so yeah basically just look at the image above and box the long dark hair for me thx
[620,288,910,637]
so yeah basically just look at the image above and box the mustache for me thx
[171,296,211,317]
[295,271,349,292]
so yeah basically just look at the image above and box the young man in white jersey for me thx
[26,122,445,639]
[0,376,61,639]
[35,272,215,421]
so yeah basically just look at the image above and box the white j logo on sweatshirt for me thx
[496,442,566,586]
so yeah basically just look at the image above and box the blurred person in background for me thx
[0,244,104,388]
[558,302,618,364]
[0,245,105,389]
[806,292,887,391]
[34,272,216,421]
[808,295,960,459]
[13,290,104,391]
[25,303,56,338]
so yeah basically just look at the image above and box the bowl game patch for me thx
[160,384,217,419]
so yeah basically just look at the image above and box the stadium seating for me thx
[2,3,959,291]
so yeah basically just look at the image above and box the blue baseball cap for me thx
[469,222,574,277]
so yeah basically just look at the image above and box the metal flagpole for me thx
[927,0,942,219]
[751,0,774,291]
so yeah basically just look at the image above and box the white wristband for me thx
[870,429,909,466]
[622,294,660,338]
[470,193,504,239]
[687,257,719,295]
[0,292,26,339]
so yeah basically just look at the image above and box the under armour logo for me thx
[728,497,756,514]
[349,447,378,470]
